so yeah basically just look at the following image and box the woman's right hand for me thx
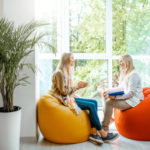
[103,90,109,98]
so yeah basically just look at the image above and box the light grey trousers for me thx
[102,98,132,131]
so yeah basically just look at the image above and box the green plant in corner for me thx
[0,18,56,112]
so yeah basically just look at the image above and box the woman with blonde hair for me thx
[51,53,118,144]
[102,54,144,131]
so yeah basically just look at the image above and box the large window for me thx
[35,0,150,107]
[113,0,150,55]
[70,0,105,53]
[35,0,57,54]
[112,0,150,88]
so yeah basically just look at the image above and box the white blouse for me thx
[115,70,144,107]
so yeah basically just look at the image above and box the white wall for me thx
[0,0,36,137]
[0,0,2,107]
[0,0,3,17]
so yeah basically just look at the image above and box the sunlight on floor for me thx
[20,110,150,150]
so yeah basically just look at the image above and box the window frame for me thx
[35,0,150,107]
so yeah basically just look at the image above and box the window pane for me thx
[113,0,150,55]
[35,0,57,53]
[39,59,59,95]
[134,59,150,87]
[70,0,105,53]
[74,60,108,107]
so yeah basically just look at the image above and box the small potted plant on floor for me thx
[0,18,56,150]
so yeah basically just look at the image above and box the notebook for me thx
[108,91,124,96]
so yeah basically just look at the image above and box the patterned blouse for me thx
[51,69,76,106]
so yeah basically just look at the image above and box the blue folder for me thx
[108,91,124,96]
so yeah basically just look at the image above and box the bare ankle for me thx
[99,129,107,138]
[102,121,109,132]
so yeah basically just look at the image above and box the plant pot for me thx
[0,106,21,150]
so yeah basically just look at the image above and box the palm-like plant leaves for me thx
[0,18,56,112]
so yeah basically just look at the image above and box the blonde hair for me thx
[57,53,74,84]
[57,53,74,86]
[57,53,72,71]
[119,54,135,84]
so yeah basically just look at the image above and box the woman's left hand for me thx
[109,95,115,100]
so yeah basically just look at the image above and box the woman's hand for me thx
[103,90,109,98]
[103,90,115,100]
[109,95,115,100]
[76,81,88,89]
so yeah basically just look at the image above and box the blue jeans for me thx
[75,98,102,131]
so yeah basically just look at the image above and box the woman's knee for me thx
[88,102,96,110]
[105,99,113,106]
[84,99,98,108]
[91,99,98,107]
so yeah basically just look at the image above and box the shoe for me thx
[89,134,104,144]
[102,132,119,143]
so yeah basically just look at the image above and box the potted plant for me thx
[0,18,56,150]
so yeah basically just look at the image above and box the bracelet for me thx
[75,87,79,91]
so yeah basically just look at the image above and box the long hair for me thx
[57,53,74,85]
[57,53,72,70]
[119,54,135,84]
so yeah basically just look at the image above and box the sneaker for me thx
[89,134,104,144]
[102,133,119,143]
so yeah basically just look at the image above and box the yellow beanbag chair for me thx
[37,93,91,144]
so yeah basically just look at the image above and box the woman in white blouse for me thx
[102,54,144,131]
